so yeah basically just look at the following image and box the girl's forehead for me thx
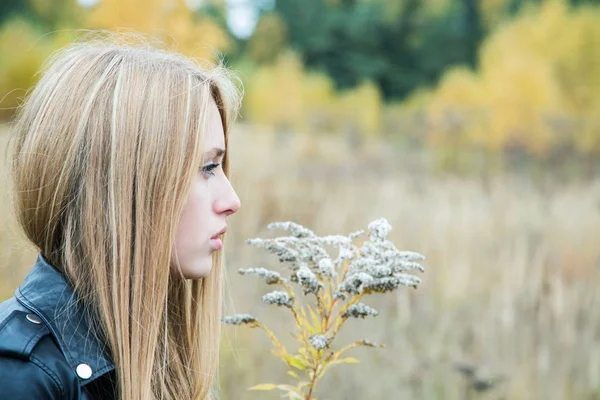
[201,102,225,156]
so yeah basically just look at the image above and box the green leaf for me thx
[283,354,309,371]
[329,357,360,365]
[287,370,300,379]
[307,305,322,332]
[248,383,277,391]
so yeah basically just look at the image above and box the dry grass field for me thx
[1,125,599,399]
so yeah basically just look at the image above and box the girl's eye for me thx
[201,163,220,178]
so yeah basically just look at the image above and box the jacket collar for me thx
[15,253,115,384]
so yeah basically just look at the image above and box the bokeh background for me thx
[1,0,599,399]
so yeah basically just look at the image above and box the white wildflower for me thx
[348,258,392,278]
[238,267,285,284]
[390,259,425,273]
[359,339,379,347]
[296,240,328,263]
[317,258,336,278]
[341,303,379,319]
[361,277,400,294]
[348,232,425,284]
[364,264,393,278]
[309,334,329,350]
[358,240,384,258]
[247,236,331,267]
[394,273,422,288]
[367,218,392,242]
[222,314,257,325]
[347,258,368,274]
[268,221,316,238]
[262,291,293,308]
[338,272,374,295]
[333,291,347,301]
[338,247,354,260]
[320,235,353,248]
[334,246,355,268]
[246,238,301,263]
[396,251,426,261]
[241,219,424,311]
[349,229,365,240]
[292,265,323,294]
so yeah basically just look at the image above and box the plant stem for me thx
[282,280,305,332]
[305,353,322,400]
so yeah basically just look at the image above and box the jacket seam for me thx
[0,310,17,334]
[16,292,78,368]
[86,364,115,383]
[23,324,49,356]
[16,288,116,375]
[30,353,66,400]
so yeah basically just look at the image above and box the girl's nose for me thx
[214,183,241,216]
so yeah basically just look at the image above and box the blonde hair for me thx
[8,32,242,399]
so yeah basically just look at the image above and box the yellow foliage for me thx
[301,73,337,133]
[28,0,85,27]
[426,68,487,148]
[245,51,305,131]
[244,51,382,140]
[248,383,277,391]
[87,0,232,62]
[0,18,75,120]
[248,13,287,64]
[424,0,600,156]
[335,81,383,140]
[88,0,165,33]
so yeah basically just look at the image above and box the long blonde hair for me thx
[8,32,242,399]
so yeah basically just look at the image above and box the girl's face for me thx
[170,99,241,279]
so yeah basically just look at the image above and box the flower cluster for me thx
[341,303,379,319]
[221,314,256,326]
[309,334,330,351]
[238,218,423,294]
[221,218,425,400]
[262,291,293,308]
[292,265,324,294]
[238,267,285,285]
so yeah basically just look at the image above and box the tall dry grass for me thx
[1,124,598,399]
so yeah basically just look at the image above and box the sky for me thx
[76,0,273,39]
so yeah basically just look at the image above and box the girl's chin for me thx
[180,258,213,279]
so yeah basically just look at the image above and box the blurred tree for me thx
[88,0,233,62]
[423,0,600,158]
[463,0,484,68]
[27,0,85,29]
[0,0,27,25]
[275,0,391,92]
[0,17,75,120]
[273,0,487,101]
[336,80,383,142]
[569,0,600,4]
[247,12,287,64]
[245,50,305,132]
[376,0,487,98]
[89,0,166,33]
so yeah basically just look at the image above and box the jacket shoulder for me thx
[0,309,50,360]
[0,349,66,399]
[0,304,79,399]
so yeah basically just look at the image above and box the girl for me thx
[0,32,242,399]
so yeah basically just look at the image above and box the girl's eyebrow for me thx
[204,147,226,159]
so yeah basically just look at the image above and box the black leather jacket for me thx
[0,253,117,399]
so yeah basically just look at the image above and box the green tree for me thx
[0,0,27,25]
[272,0,488,101]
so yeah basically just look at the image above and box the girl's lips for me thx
[210,238,223,250]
